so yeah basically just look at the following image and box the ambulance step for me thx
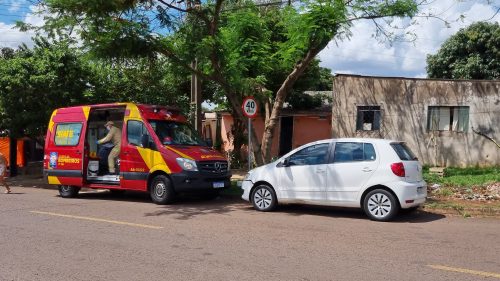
[87,174,120,185]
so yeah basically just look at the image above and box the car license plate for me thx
[213,182,225,188]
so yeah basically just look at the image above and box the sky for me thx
[0,0,499,79]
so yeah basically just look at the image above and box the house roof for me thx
[333,73,500,83]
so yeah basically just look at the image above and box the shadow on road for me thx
[73,191,246,220]
[275,204,446,223]
[144,196,246,220]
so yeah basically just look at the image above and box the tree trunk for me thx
[230,115,246,168]
[9,136,17,177]
[261,47,322,163]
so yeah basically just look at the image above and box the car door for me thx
[278,142,331,201]
[48,122,86,186]
[120,120,154,191]
[325,142,379,203]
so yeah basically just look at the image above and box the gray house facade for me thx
[331,74,500,167]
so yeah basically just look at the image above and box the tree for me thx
[0,38,92,138]
[0,38,191,138]
[36,0,420,164]
[427,22,499,80]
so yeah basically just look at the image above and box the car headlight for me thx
[176,158,198,171]
[244,171,253,181]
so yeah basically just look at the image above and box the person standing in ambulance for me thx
[97,121,122,174]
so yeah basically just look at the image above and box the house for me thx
[331,74,500,167]
[202,92,332,160]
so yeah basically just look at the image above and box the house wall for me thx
[203,113,332,160]
[292,116,332,148]
[332,75,500,167]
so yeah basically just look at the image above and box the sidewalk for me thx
[7,170,248,190]
[7,175,53,189]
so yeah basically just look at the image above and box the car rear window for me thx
[390,143,417,161]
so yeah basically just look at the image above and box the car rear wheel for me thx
[150,175,175,205]
[58,185,80,198]
[363,189,399,222]
[252,185,277,212]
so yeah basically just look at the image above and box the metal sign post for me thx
[242,97,258,171]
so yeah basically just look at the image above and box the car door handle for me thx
[316,169,326,173]
[362,167,372,172]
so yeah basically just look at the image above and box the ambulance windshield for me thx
[149,120,204,146]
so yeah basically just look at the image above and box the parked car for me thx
[44,103,231,204]
[241,138,426,221]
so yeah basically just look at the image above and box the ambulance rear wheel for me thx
[58,185,80,198]
[150,175,175,204]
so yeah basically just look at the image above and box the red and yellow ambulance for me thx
[43,103,231,204]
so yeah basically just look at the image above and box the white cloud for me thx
[0,4,46,49]
[8,1,23,13]
[319,0,500,78]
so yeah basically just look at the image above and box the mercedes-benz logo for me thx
[214,162,221,172]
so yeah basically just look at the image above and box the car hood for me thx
[165,145,227,162]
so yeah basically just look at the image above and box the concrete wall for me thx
[332,75,500,167]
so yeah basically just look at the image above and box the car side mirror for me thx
[205,139,213,147]
[282,158,290,167]
[141,134,150,148]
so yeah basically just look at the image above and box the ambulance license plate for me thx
[213,182,225,188]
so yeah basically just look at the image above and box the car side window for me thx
[332,142,376,163]
[364,143,376,161]
[54,123,82,146]
[288,143,330,166]
[127,120,151,147]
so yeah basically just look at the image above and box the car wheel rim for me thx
[254,188,272,209]
[61,186,70,192]
[367,193,392,218]
[155,182,166,198]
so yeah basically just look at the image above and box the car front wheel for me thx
[150,175,175,205]
[58,185,80,198]
[363,189,399,222]
[252,185,277,212]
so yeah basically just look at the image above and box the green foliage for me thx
[427,22,500,80]
[423,166,500,187]
[0,37,191,138]
[0,39,92,137]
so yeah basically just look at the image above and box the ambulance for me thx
[43,103,231,204]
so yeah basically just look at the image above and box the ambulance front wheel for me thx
[150,175,175,204]
[58,185,80,198]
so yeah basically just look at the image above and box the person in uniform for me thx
[0,152,11,193]
[97,121,122,174]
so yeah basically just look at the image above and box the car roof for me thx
[307,138,402,145]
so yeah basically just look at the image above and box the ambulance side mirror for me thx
[141,134,150,148]
[205,139,213,147]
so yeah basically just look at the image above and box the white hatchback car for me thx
[242,138,427,221]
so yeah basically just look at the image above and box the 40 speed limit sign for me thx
[242,96,258,118]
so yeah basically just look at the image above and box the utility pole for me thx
[190,59,202,132]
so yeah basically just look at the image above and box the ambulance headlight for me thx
[176,158,198,171]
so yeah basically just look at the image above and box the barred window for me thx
[356,106,381,131]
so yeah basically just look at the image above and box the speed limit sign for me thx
[242,96,258,118]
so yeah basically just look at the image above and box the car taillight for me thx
[391,162,405,177]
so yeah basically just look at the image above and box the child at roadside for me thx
[0,153,11,194]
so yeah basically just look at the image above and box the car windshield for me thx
[149,120,204,146]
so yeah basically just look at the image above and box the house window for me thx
[356,106,381,131]
[427,106,469,132]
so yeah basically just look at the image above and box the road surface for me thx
[0,187,499,281]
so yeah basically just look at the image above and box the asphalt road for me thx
[0,186,499,281]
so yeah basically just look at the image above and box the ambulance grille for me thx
[198,161,229,175]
